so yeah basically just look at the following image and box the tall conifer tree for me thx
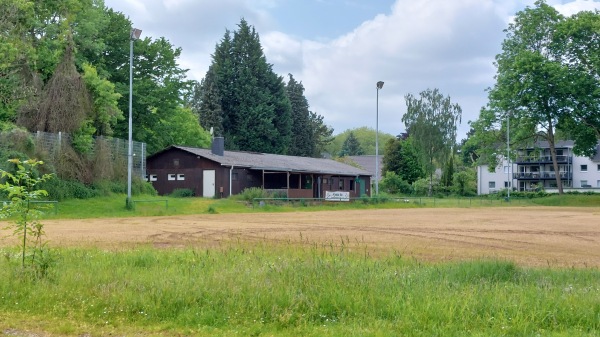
[202,19,292,153]
[286,74,313,157]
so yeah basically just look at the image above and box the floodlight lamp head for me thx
[130,28,142,41]
[376,81,384,89]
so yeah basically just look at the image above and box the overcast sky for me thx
[103,0,600,141]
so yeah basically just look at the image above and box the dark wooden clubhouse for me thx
[146,138,372,198]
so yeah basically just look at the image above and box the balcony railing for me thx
[513,172,573,180]
[515,155,572,164]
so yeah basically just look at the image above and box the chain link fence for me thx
[32,131,146,178]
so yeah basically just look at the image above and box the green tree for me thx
[402,88,461,196]
[478,0,600,194]
[308,111,334,157]
[452,169,477,196]
[440,155,455,190]
[286,74,313,157]
[0,159,53,271]
[206,19,292,153]
[382,136,423,184]
[379,171,411,195]
[327,127,394,156]
[553,10,600,152]
[152,106,211,150]
[339,131,363,156]
[111,36,192,154]
[192,72,223,137]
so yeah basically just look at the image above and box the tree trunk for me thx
[547,122,563,194]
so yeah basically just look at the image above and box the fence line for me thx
[32,131,146,178]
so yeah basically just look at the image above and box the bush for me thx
[238,187,269,201]
[41,178,100,200]
[171,188,194,198]
[379,172,411,195]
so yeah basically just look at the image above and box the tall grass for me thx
[1,243,598,336]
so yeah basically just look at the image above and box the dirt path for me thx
[1,207,599,267]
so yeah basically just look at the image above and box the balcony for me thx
[513,172,573,180]
[515,155,572,164]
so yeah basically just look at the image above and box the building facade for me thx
[477,141,600,194]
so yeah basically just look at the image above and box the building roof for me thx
[156,146,371,176]
[347,155,383,180]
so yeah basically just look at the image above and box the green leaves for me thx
[201,19,292,154]
[475,1,600,194]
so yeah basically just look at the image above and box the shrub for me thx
[379,172,411,195]
[171,188,194,198]
[238,187,269,201]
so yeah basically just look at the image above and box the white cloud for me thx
[554,0,600,15]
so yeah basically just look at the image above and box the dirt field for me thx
[1,207,599,267]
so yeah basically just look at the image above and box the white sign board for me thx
[325,191,350,202]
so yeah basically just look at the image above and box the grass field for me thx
[0,195,599,336]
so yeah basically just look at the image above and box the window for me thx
[597,180,600,188]
[581,164,588,172]
[489,182,496,189]
[504,181,511,188]
[173,158,179,167]
[177,174,185,181]
[349,180,355,191]
[168,174,176,181]
[597,164,600,172]
[556,149,563,156]
[581,180,589,187]
[339,178,345,190]
[232,172,238,181]
[322,178,328,184]
[247,174,253,182]
[503,166,511,174]
[149,174,157,182]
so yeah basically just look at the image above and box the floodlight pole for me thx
[127,28,142,209]
[375,81,384,196]
[506,111,510,201]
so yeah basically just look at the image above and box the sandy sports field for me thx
[1,206,599,268]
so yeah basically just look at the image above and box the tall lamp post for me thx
[375,81,384,196]
[127,27,142,209]
[506,111,510,201]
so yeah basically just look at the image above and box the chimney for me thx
[211,137,225,156]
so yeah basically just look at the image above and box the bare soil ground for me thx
[1,207,599,267]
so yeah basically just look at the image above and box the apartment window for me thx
[581,164,588,172]
[177,174,185,181]
[581,180,589,187]
[503,166,511,174]
[489,182,496,189]
[339,178,345,190]
[168,174,176,181]
[556,149,563,156]
[504,181,511,188]
[597,180,600,188]
[149,174,157,182]
[597,164,600,172]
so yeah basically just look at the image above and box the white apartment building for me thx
[477,141,600,195]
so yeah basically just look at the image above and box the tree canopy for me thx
[402,88,461,196]
[471,0,600,194]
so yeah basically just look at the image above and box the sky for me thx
[103,0,600,141]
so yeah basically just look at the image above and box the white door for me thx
[203,170,215,198]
